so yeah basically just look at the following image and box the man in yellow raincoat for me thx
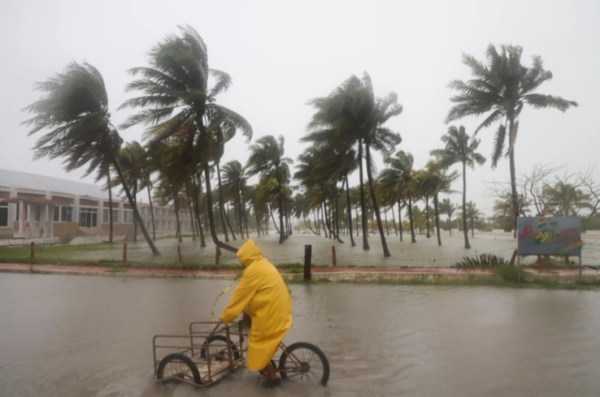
[220,239,292,387]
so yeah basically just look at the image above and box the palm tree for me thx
[446,44,577,237]
[380,150,417,243]
[439,198,456,236]
[304,73,402,257]
[431,126,485,249]
[543,181,590,217]
[461,202,483,237]
[120,25,251,253]
[22,62,160,255]
[221,160,250,239]
[246,135,293,244]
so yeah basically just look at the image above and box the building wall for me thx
[1,184,190,239]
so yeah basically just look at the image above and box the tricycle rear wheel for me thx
[157,353,201,385]
[279,342,330,386]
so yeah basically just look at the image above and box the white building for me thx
[0,169,192,239]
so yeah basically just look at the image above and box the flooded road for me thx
[2,273,600,396]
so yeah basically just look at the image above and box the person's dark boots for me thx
[264,377,281,388]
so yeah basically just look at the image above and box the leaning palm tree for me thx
[446,44,577,237]
[461,201,483,237]
[120,25,251,253]
[431,126,485,249]
[380,150,417,243]
[246,135,293,244]
[22,62,160,255]
[304,73,401,256]
[221,160,250,239]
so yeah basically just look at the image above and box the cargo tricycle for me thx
[152,320,330,388]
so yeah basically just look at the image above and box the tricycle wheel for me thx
[157,353,201,385]
[200,334,240,361]
[279,342,330,386]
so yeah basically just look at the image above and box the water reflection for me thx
[1,274,600,396]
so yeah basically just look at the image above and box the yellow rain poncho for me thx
[220,239,292,371]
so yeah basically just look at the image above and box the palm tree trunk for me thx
[172,187,183,243]
[255,207,261,237]
[224,202,237,240]
[276,166,286,244]
[313,210,320,235]
[109,154,160,255]
[215,162,231,242]
[355,207,359,237]
[462,161,471,249]
[185,184,196,241]
[425,195,431,238]
[133,180,138,242]
[191,175,206,248]
[391,206,398,236]
[320,203,328,238]
[384,208,389,235]
[146,184,156,241]
[509,116,519,239]
[398,200,403,242]
[434,194,442,246]
[107,173,113,244]
[269,203,280,234]
[242,194,249,239]
[471,218,474,238]
[408,197,416,243]
[203,164,237,253]
[358,138,370,250]
[365,139,391,257]
[344,174,356,247]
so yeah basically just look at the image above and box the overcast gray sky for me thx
[1,0,598,216]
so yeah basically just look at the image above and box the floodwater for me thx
[2,274,600,396]
[63,232,600,267]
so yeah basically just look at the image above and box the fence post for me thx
[30,242,35,259]
[304,245,312,281]
[509,249,518,265]
[332,246,336,267]
[123,243,127,262]
[177,245,182,264]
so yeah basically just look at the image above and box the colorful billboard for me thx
[517,217,581,256]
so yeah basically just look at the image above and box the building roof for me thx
[0,169,112,199]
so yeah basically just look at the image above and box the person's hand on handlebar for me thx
[243,310,252,328]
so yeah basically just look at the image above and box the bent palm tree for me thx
[446,44,577,237]
[120,25,251,253]
[22,62,160,255]
[431,126,485,249]
[246,135,293,244]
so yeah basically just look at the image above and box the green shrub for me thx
[492,264,529,282]
[454,254,510,268]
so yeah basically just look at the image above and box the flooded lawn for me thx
[1,273,600,396]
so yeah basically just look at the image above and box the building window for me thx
[34,206,41,222]
[0,203,7,227]
[103,209,118,223]
[123,210,135,224]
[53,206,73,223]
[61,207,73,222]
[79,207,97,228]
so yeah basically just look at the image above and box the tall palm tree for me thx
[446,44,577,237]
[22,62,160,255]
[120,25,251,253]
[431,126,485,249]
[304,73,402,256]
[439,198,456,236]
[246,135,293,244]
